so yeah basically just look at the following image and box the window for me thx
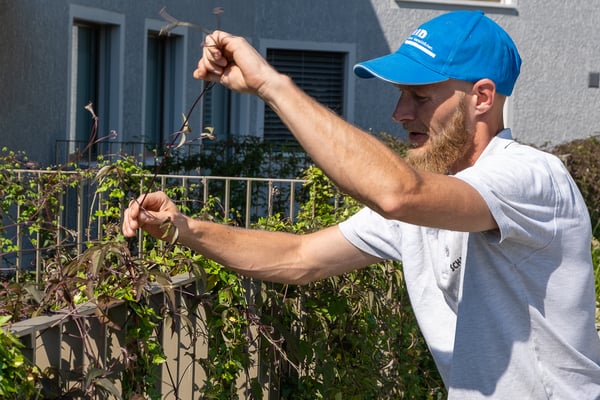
[264,49,346,144]
[202,83,231,141]
[144,31,184,147]
[395,0,517,10]
[68,6,123,161]
[201,79,250,143]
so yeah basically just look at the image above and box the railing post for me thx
[289,181,296,222]
[267,180,274,218]
[15,171,22,282]
[202,177,209,207]
[138,178,145,256]
[245,179,252,229]
[35,178,42,284]
[97,190,104,242]
[56,189,63,254]
[77,181,84,257]
[224,178,231,223]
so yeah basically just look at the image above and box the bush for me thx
[3,129,600,399]
[0,316,42,399]
[550,136,600,237]
[253,166,445,399]
[0,150,444,399]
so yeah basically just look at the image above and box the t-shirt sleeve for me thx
[455,149,562,249]
[338,207,404,261]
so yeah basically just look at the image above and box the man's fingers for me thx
[122,207,138,237]
[123,192,174,239]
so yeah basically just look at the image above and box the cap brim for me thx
[353,51,449,86]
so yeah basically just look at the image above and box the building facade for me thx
[1,0,599,167]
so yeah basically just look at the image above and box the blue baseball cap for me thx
[354,10,522,96]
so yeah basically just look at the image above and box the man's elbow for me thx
[371,194,415,222]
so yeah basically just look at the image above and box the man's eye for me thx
[414,94,428,102]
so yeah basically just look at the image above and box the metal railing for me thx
[54,139,204,167]
[1,168,309,398]
[0,169,308,281]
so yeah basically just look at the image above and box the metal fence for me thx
[54,139,203,167]
[0,169,308,281]
[1,169,310,398]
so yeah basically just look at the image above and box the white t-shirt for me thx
[338,130,600,399]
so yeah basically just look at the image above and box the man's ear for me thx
[472,79,496,115]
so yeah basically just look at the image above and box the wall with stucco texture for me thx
[1,0,598,167]
[355,1,600,146]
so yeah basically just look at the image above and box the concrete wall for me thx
[1,0,598,166]
[354,0,600,146]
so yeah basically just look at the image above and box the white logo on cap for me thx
[413,28,428,39]
[405,28,436,58]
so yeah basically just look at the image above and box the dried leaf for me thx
[23,282,44,304]
[84,102,97,119]
[175,132,187,149]
[159,217,179,244]
[159,7,212,35]
[94,377,121,398]
[153,270,176,311]
[201,126,216,140]
[182,113,192,133]
[192,263,208,292]
[85,367,106,382]
[94,165,116,183]
[88,246,104,277]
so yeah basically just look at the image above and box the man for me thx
[123,10,600,399]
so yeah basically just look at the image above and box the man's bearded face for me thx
[405,96,472,174]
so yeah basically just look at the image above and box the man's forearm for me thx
[173,215,315,284]
[261,74,418,218]
[173,215,376,285]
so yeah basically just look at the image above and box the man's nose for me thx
[392,94,415,123]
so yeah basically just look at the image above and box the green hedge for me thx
[1,132,600,399]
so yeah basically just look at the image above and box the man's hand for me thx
[193,30,280,98]
[122,191,181,243]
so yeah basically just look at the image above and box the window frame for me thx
[395,0,518,13]
[258,39,356,142]
[142,20,188,149]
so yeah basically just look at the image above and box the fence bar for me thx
[96,190,104,242]
[138,179,145,255]
[2,170,309,281]
[267,180,274,218]
[35,179,42,284]
[15,171,22,281]
[202,177,209,208]
[224,178,231,223]
[77,182,84,257]
[57,189,64,258]
[289,181,296,222]
[245,179,252,228]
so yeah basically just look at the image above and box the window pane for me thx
[74,24,99,149]
[145,33,166,146]
[71,21,117,160]
[145,32,182,149]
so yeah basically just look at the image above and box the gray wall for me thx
[1,0,598,166]
[355,1,600,146]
